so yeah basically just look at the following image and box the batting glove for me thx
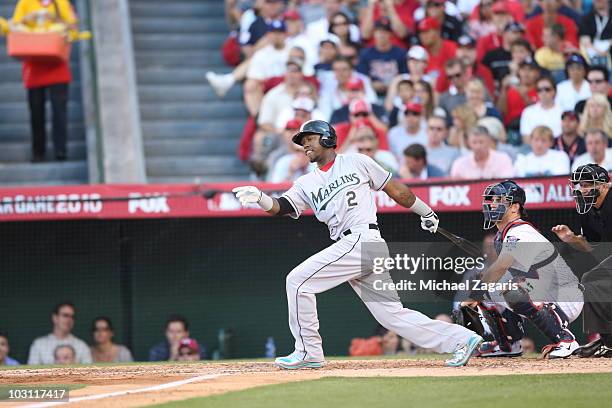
[420,212,439,233]
[232,186,274,211]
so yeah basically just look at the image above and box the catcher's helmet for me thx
[570,164,610,214]
[292,119,337,149]
[482,180,526,230]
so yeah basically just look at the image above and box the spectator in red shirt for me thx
[417,17,457,82]
[360,0,417,48]
[475,1,514,62]
[525,0,578,50]
[422,0,463,41]
[335,98,389,151]
[496,58,541,139]
[436,35,495,96]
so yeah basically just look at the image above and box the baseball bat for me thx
[425,220,482,258]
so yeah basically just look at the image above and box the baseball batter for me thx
[233,120,483,369]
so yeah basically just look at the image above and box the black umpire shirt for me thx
[580,189,612,243]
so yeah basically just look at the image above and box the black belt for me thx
[337,224,378,241]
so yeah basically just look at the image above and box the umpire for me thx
[552,163,612,357]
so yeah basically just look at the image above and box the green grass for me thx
[153,373,612,408]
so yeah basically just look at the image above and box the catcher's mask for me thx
[482,180,526,230]
[570,164,610,214]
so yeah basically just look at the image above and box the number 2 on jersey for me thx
[346,191,357,207]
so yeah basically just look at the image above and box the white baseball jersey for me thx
[495,221,583,320]
[281,153,392,240]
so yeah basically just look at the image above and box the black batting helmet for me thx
[570,164,610,214]
[292,119,337,148]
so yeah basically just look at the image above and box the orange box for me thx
[7,31,71,63]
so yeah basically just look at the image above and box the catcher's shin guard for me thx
[504,287,574,343]
[479,303,524,352]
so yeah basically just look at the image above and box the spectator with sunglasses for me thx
[575,66,612,115]
[353,129,399,175]
[520,75,563,141]
[424,116,460,175]
[90,317,133,363]
[334,98,389,152]
[28,302,92,365]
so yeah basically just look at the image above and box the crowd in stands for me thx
[0,303,205,366]
[212,0,612,182]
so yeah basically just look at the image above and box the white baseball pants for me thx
[285,226,475,361]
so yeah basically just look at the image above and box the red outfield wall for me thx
[0,176,574,221]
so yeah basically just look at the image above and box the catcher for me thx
[459,180,583,359]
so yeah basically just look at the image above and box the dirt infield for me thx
[2,358,612,408]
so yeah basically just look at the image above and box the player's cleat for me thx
[578,338,612,358]
[274,351,325,370]
[476,340,523,357]
[542,340,580,359]
[206,72,235,97]
[445,334,483,367]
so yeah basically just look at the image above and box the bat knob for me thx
[424,220,434,228]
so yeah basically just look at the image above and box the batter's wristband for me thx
[410,196,434,217]
[258,192,274,211]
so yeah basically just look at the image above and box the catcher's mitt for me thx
[452,305,485,336]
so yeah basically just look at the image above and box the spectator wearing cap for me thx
[466,78,502,121]
[525,0,578,50]
[149,314,205,361]
[177,338,201,361]
[521,75,563,141]
[534,24,572,80]
[0,331,19,366]
[243,20,292,117]
[553,110,586,165]
[329,77,387,125]
[578,0,611,68]
[475,1,514,62]
[388,102,428,161]
[356,18,408,96]
[555,53,591,112]
[436,35,495,96]
[497,57,540,132]
[90,317,133,363]
[450,126,515,179]
[514,125,571,177]
[400,144,445,180]
[482,22,524,82]
[413,0,462,21]
[360,0,416,48]
[572,129,612,172]
[575,66,612,115]
[353,128,399,175]
[334,98,389,152]
[422,0,463,42]
[385,46,435,118]
[417,17,457,82]
[307,0,360,46]
[284,9,318,75]
[28,302,92,365]
[276,94,326,131]
[239,0,286,57]
[318,57,377,120]
[424,116,460,175]
[314,35,341,74]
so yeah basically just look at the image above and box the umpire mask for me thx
[570,164,610,214]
